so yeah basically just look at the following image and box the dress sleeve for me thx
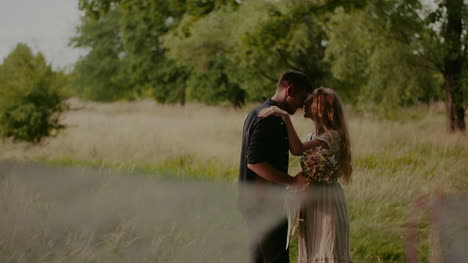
[314,131,333,149]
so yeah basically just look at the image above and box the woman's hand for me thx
[292,172,306,189]
[257,106,288,119]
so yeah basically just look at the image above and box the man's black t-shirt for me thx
[238,99,289,185]
[238,99,291,262]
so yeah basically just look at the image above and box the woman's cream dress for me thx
[296,130,352,263]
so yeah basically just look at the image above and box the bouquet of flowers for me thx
[300,146,339,185]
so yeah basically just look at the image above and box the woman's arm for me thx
[257,106,327,156]
[282,114,325,155]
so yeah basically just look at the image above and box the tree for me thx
[71,9,133,101]
[0,43,67,143]
[186,56,245,107]
[326,0,467,130]
[163,0,366,101]
[326,2,441,111]
[74,0,240,105]
[437,0,467,131]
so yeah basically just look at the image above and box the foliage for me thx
[186,56,245,106]
[71,9,132,101]
[0,43,67,143]
[73,0,241,105]
[325,0,466,128]
[72,0,466,128]
[326,3,440,110]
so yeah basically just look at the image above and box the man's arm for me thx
[247,162,305,187]
[246,116,305,187]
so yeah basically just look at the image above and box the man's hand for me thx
[292,172,306,189]
[247,163,306,187]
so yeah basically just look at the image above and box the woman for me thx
[258,87,353,263]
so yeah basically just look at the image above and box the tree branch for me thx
[406,59,439,72]
[258,69,276,82]
[277,49,299,70]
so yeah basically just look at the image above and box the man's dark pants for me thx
[243,208,290,263]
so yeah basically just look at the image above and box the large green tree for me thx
[74,0,241,105]
[71,9,132,101]
[163,0,366,101]
[326,0,467,131]
[326,2,441,110]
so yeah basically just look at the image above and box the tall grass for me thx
[0,163,253,263]
[0,99,467,262]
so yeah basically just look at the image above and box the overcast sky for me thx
[0,0,84,69]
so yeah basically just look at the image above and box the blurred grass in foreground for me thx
[0,99,467,262]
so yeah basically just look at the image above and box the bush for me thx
[0,43,67,143]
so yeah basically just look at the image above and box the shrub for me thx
[0,43,67,143]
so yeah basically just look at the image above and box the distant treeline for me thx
[1,0,467,131]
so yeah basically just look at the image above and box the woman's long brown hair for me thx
[310,87,352,183]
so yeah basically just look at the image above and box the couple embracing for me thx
[239,70,352,263]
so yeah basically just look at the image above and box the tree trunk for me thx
[442,0,465,132]
[444,76,465,132]
[179,87,186,106]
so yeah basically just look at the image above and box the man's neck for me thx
[270,94,286,110]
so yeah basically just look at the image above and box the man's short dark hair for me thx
[277,70,312,93]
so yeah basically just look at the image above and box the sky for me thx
[0,0,84,69]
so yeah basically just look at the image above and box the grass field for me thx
[1,98,467,262]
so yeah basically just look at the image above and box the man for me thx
[239,70,312,263]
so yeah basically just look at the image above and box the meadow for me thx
[1,99,467,262]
